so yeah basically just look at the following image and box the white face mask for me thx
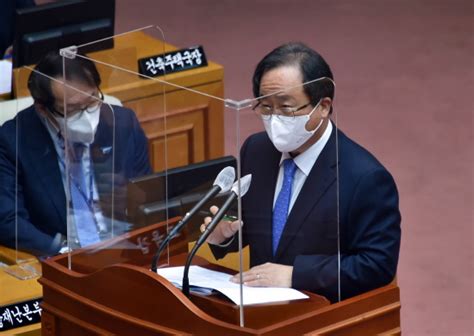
[262,102,324,153]
[55,105,101,144]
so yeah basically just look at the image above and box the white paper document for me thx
[157,266,309,306]
[0,60,12,95]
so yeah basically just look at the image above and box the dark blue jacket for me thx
[212,125,401,302]
[0,105,151,255]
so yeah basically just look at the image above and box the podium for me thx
[39,219,401,335]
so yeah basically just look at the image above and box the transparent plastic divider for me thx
[13,26,340,326]
[5,66,42,280]
[58,25,251,328]
[61,26,170,273]
[236,76,341,318]
[57,26,250,331]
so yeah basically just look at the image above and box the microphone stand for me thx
[181,174,251,296]
[150,188,219,272]
[182,193,236,296]
[150,166,235,272]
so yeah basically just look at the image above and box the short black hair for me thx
[28,51,101,108]
[252,42,334,108]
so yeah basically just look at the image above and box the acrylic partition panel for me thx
[58,25,252,329]
[60,26,250,326]
[235,77,341,315]
[2,66,44,282]
[61,27,172,272]
[5,24,345,331]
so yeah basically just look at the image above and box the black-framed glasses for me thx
[252,101,312,120]
[48,90,104,119]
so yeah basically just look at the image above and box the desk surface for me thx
[0,247,42,335]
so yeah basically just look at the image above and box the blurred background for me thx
[24,0,474,334]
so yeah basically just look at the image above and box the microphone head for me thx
[231,174,252,197]
[213,166,236,192]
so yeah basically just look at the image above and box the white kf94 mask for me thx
[55,105,101,144]
[262,101,324,153]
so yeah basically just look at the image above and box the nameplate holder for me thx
[0,298,42,331]
[138,46,208,78]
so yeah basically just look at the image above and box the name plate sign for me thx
[138,46,208,77]
[0,298,42,332]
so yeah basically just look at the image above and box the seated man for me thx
[0,52,151,256]
[204,42,401,302]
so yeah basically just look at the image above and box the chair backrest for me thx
[0,95,122,126]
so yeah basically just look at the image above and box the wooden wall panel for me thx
[148,126,193,172]
[123,81,223,171]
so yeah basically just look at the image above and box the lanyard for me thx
[58,147,102,236]
[58,146,95,209]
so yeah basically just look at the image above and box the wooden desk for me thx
[13,31,225,172]
[0,247,42,336]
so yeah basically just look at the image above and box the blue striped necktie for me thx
[69,143,101,247]
[272,159,297,255]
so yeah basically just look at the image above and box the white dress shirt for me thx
[273,121,333,212]
[41,115,107,249]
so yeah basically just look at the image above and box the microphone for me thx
[182,174,252,297]
[150,166,235,272]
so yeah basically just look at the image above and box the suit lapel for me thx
[274,126,339,260]
[242,134,281,262]
[23,110,66,227]
[90,107,114,165]
[261,148,281,261]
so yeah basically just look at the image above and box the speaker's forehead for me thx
[259,65,306,101]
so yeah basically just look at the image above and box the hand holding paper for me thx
[157,266,308,306]
[230,262,293,288]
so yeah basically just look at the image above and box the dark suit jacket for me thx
[0,105,151,255]
[212,125,401,302]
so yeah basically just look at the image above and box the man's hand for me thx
[201,206,242,245]
[230,263,293,288]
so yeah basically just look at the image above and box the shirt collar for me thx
[280,120,333,176]
[39,113,63,145]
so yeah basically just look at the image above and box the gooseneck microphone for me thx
[182,174,252,297]
[150,166,235,272]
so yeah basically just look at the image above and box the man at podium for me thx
[0,52,151,256]
[204,42,401,302]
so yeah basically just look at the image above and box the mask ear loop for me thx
[307,99,322,117]
[304,99,323,132]
[44,108,63,135]
[306,118,324,134]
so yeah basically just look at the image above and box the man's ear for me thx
[319,97,332,118]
